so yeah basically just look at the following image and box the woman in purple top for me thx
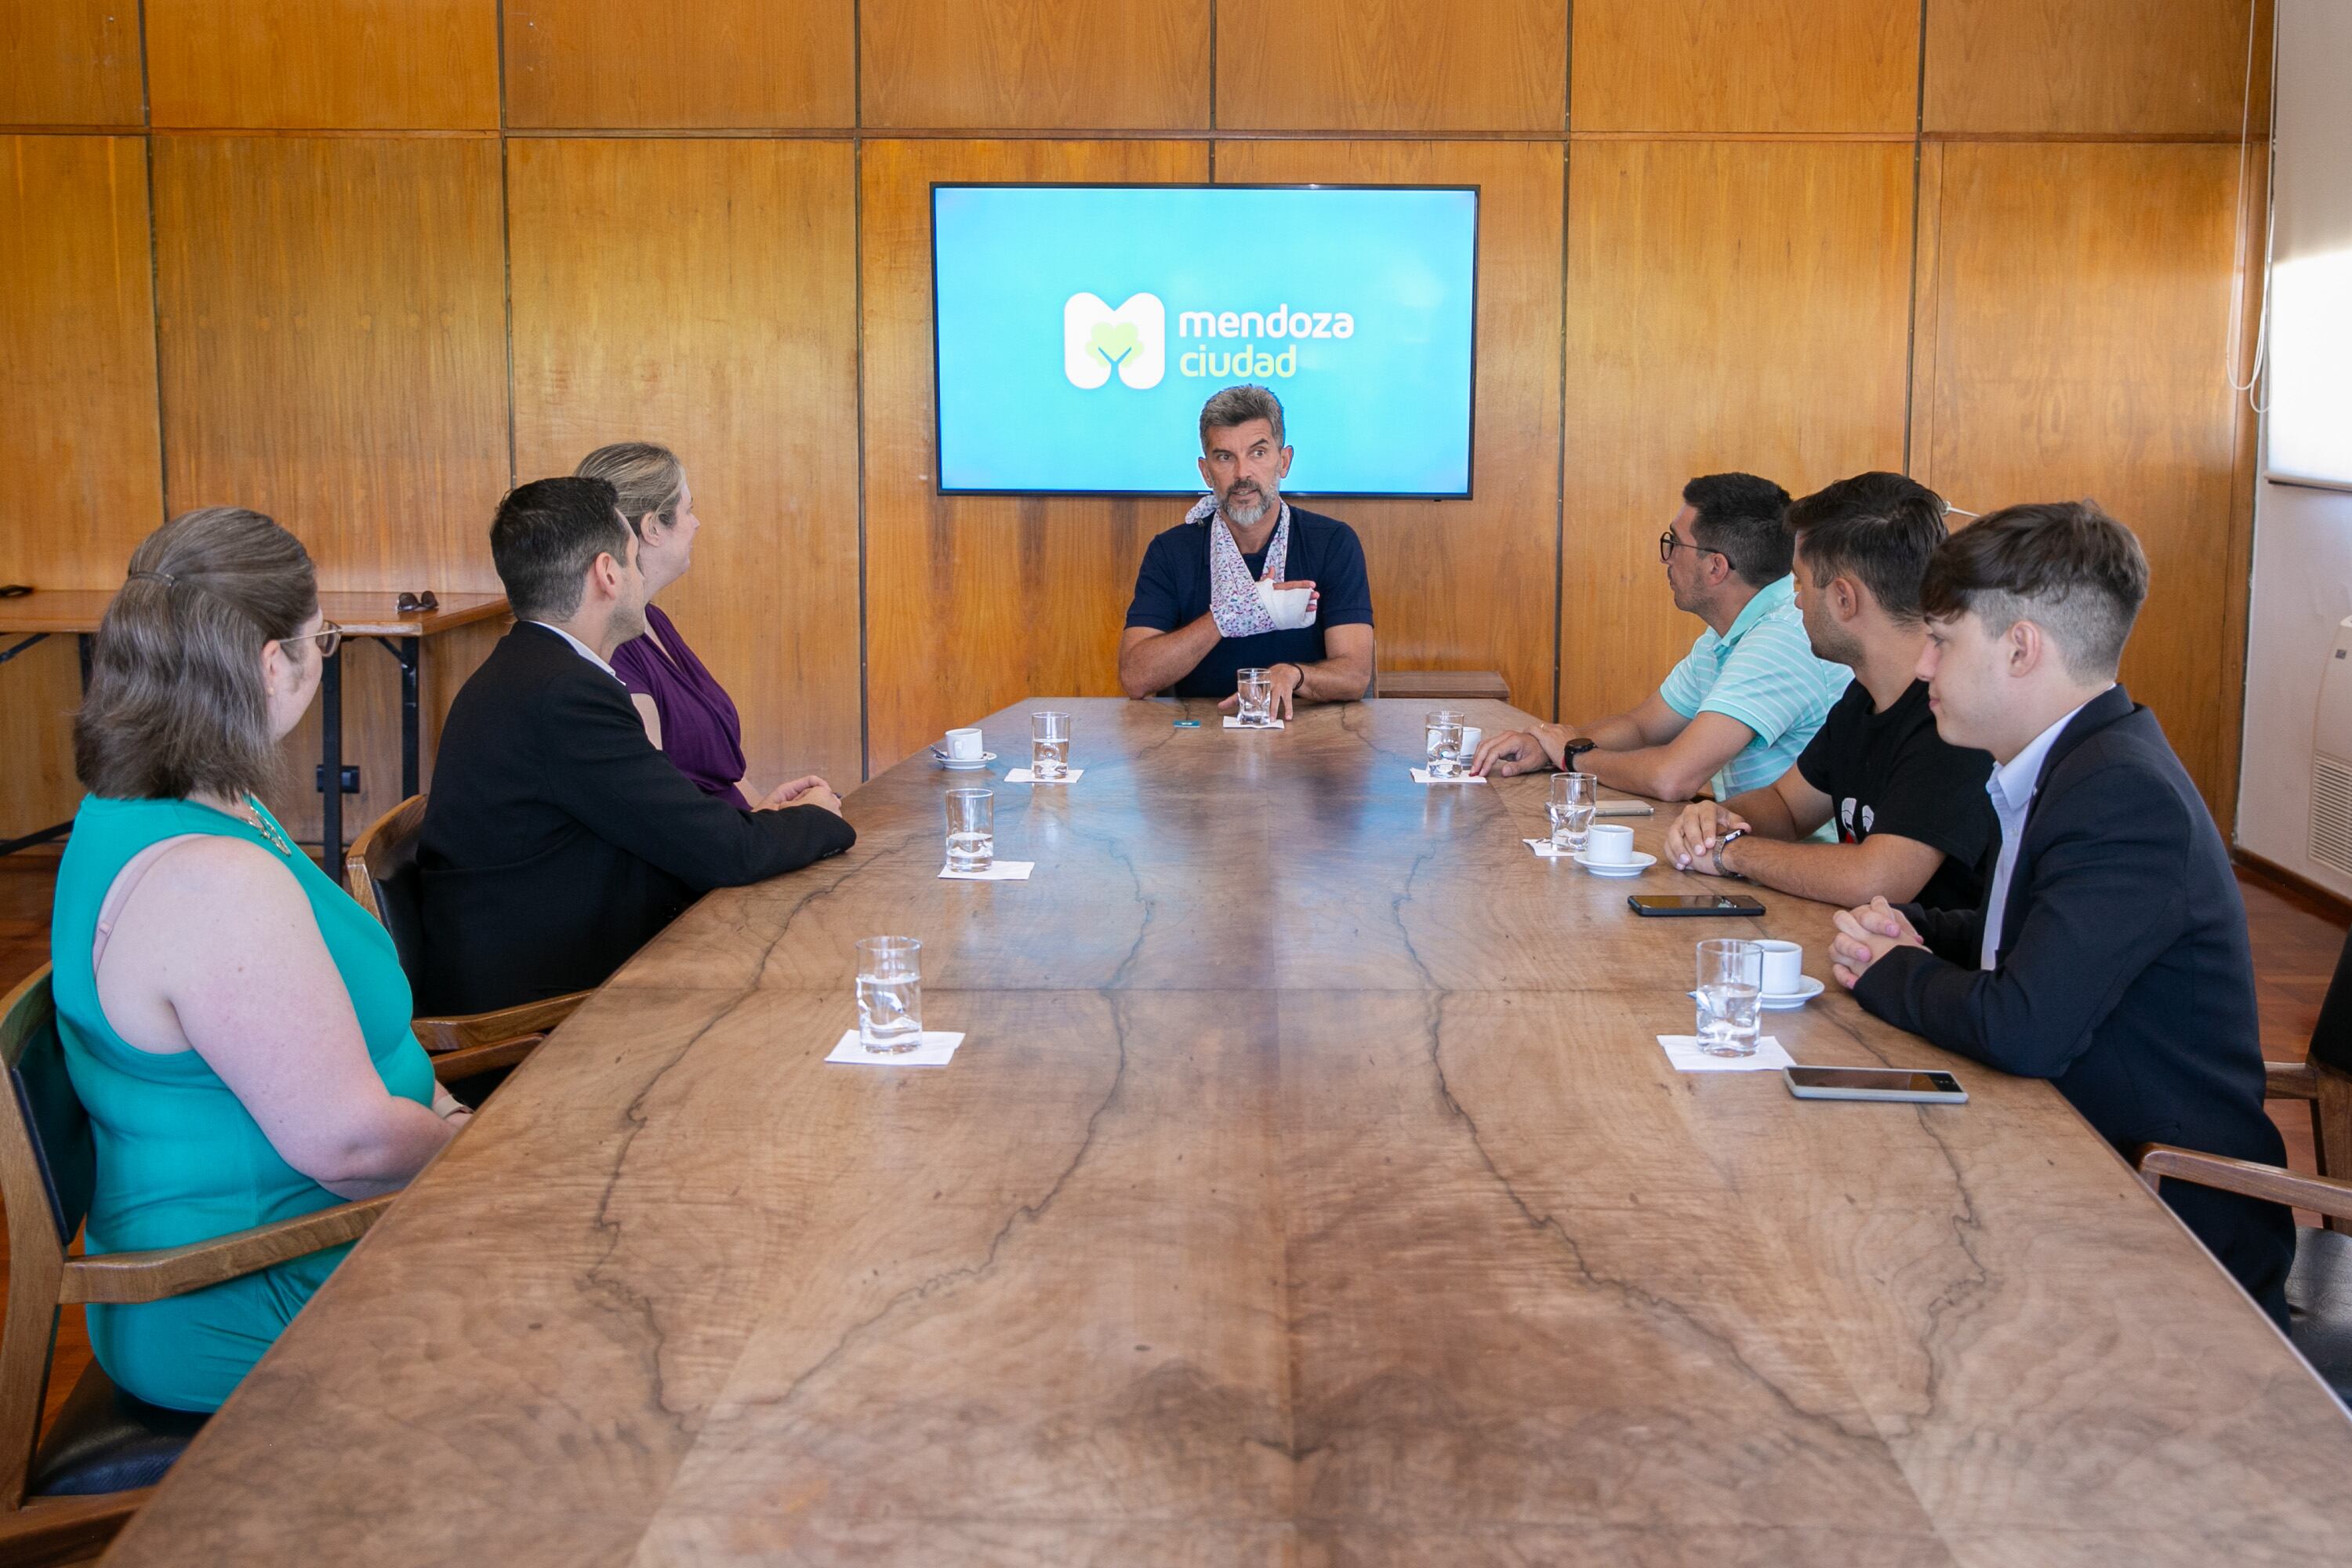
[575,443,752,803]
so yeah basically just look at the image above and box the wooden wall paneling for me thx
[151,135,510,841]
[1925,0,2269,136]
[1922,142,2248,813]
[1907,141,1946,490]
[151,136,510,595]
[861,0,1209,131]
[0,136,165,590]
[144,0,499,129]
[860,138,1211,775]
[1559,140,1915,730]
[507,136,865,793]
[1213,140,1563,717]
[0,134,165,834]
[0,1,144,125]
[1570,0,1920,133]
[503,1,855,130]
[1216,0,1566,133]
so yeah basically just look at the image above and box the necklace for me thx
[239,793,299,859]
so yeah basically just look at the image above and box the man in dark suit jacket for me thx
[1829,502,2292,1327]
[419,477,854,1014]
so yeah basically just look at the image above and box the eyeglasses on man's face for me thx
[1658,530,1733,574]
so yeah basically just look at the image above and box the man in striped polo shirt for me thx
[1472,473,1851,801]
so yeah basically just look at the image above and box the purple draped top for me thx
[610,604,748,800]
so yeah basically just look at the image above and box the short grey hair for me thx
[1199,384,1285,452]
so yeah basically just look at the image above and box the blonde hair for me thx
[75,508,318,800]
[575,442,684,535]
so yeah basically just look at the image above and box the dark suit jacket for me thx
[417,622,855,1014]
[1853,684,2292,1324]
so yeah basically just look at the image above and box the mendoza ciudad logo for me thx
[1064,292,1357,390]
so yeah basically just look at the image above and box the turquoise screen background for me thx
[931,185,1478,495]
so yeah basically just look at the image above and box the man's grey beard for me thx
[1221,487,1272,528]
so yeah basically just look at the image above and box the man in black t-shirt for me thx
[1119,385,1374,716]
[1663,473,1995,909]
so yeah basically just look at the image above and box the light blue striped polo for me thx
[1657,574,1853,800]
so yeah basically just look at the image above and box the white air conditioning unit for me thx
[2312,616,2352,878]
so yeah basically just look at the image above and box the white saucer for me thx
[1760,976,1826,1010]
[1573,850,1656,877]
[931,749,996,771]
[1686,976,1824,1011]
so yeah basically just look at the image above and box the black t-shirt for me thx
[1123,506,1374,699]
[1795,678,1996,912]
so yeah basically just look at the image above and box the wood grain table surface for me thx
[103,697,2352,1566]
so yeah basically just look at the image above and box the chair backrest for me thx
[346,795,429,988]
[0,967,93,1253]
[2310,925,2352,1077]
[0,967,89,1511]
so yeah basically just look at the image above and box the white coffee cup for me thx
[1586,823,1635,864]
[944,727,984,760]
[1459,725,1483,756]
[1756,939,1804,995]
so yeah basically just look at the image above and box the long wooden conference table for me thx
[107,697,2352,1564]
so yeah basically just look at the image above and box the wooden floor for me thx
[0,844,2342,1446]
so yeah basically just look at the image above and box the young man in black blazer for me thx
[1828,501,2292,1326]
[419,477,854,1014]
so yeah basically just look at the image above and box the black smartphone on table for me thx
[1627,893,1766,917]
[1784,1065,1967,1104]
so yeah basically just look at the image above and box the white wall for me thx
[2235,0,2352,895]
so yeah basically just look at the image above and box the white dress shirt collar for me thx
[1988,697,2096,818]
[527,619,622,684]
[1977,690,2106,970]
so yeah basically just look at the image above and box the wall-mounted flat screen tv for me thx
[931,183,1479,497]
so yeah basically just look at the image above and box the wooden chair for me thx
[2257,927,2352,1229]
[0,966,393,1559]
[1374,669,1509,704]
[344,796,586,1085]
[2133,927,2352,1400]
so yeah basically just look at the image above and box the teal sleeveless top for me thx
[49,794,435,1412]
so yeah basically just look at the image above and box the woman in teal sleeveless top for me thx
[52,795,435,1410]
[50,510,459,1413]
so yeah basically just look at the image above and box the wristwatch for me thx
[1561,735,1596,771]
[1712,826,1750,880]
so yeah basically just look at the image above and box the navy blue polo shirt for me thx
[1123,506,1375,699]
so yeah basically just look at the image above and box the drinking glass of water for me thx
[855,935,923,1054]
[1236,668,1274,727]
[1031,710,1072,780]
[1695,938,1764,1057]
[944,786,994,873]
[1425,710,1466,778]
[1548,770,1599,851]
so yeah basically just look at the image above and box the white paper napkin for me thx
[1410,768,1487,784]
[938,860,1035,880]
[828,1029,967,1066]
[1523,837,1572,858]
[1004,768,1083,783]
[1656,1034,1794,1073]
[1224,717,1285,729]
